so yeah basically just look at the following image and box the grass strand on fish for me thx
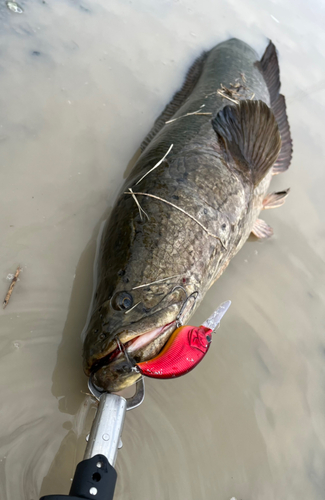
[127,187,149,221]
[131,275,182,290]
[165,105,212,124]
[216,89,239,104]
[124,190,227,248]
[135,144,174,185]
[124,301,141,315]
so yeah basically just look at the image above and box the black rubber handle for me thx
[40,454,117,500]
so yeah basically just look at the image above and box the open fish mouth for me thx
[90,321,176,373]
[89,322,178,392]
[85,291,198,391]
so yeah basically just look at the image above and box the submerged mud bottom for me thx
[91,322,177,391]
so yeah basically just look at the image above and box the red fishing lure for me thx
[137,300,231,379]
[137,325,212,379]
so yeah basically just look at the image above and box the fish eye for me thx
[112,291,133,311]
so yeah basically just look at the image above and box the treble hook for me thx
[176,290,199,327]
[115,335,134,367]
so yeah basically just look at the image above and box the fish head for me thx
[83,279,198,392]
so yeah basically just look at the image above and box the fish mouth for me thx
[90,321,176,375]
[89,321,177,392]
[85,291,198,391]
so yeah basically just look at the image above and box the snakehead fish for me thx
[83,38,292,392]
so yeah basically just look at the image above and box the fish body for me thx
[137,325,212,379]
[83,38,292,392]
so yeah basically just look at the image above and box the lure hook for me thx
[176,290,199,327]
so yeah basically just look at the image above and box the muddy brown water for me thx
[0,1,325,499]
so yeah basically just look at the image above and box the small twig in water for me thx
[3,266,21,309]
[124,191,226,249]
[136,144,174,185]
[132,275,182,290]
[128,187,149,221]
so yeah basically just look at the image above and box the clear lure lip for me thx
[201,300,231,331]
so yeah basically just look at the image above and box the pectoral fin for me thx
[262,188,290,209]
[251,218,273,238]
[212,100,282,187]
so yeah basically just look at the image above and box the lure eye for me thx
[112,291,133,311]
[206,334,212,343]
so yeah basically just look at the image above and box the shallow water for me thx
[0,0,325,499]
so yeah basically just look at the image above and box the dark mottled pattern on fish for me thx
[83,38,292,392]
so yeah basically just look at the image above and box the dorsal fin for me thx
[271,95,292,174]
[141,52,207,151]
[257,41,293,174]
[259,41,280,104]
[212,100,281,186]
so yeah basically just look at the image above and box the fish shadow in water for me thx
[50,210,110,416]
[51,148,141,415]
[41,148,149,495]
[40,215,110,497]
